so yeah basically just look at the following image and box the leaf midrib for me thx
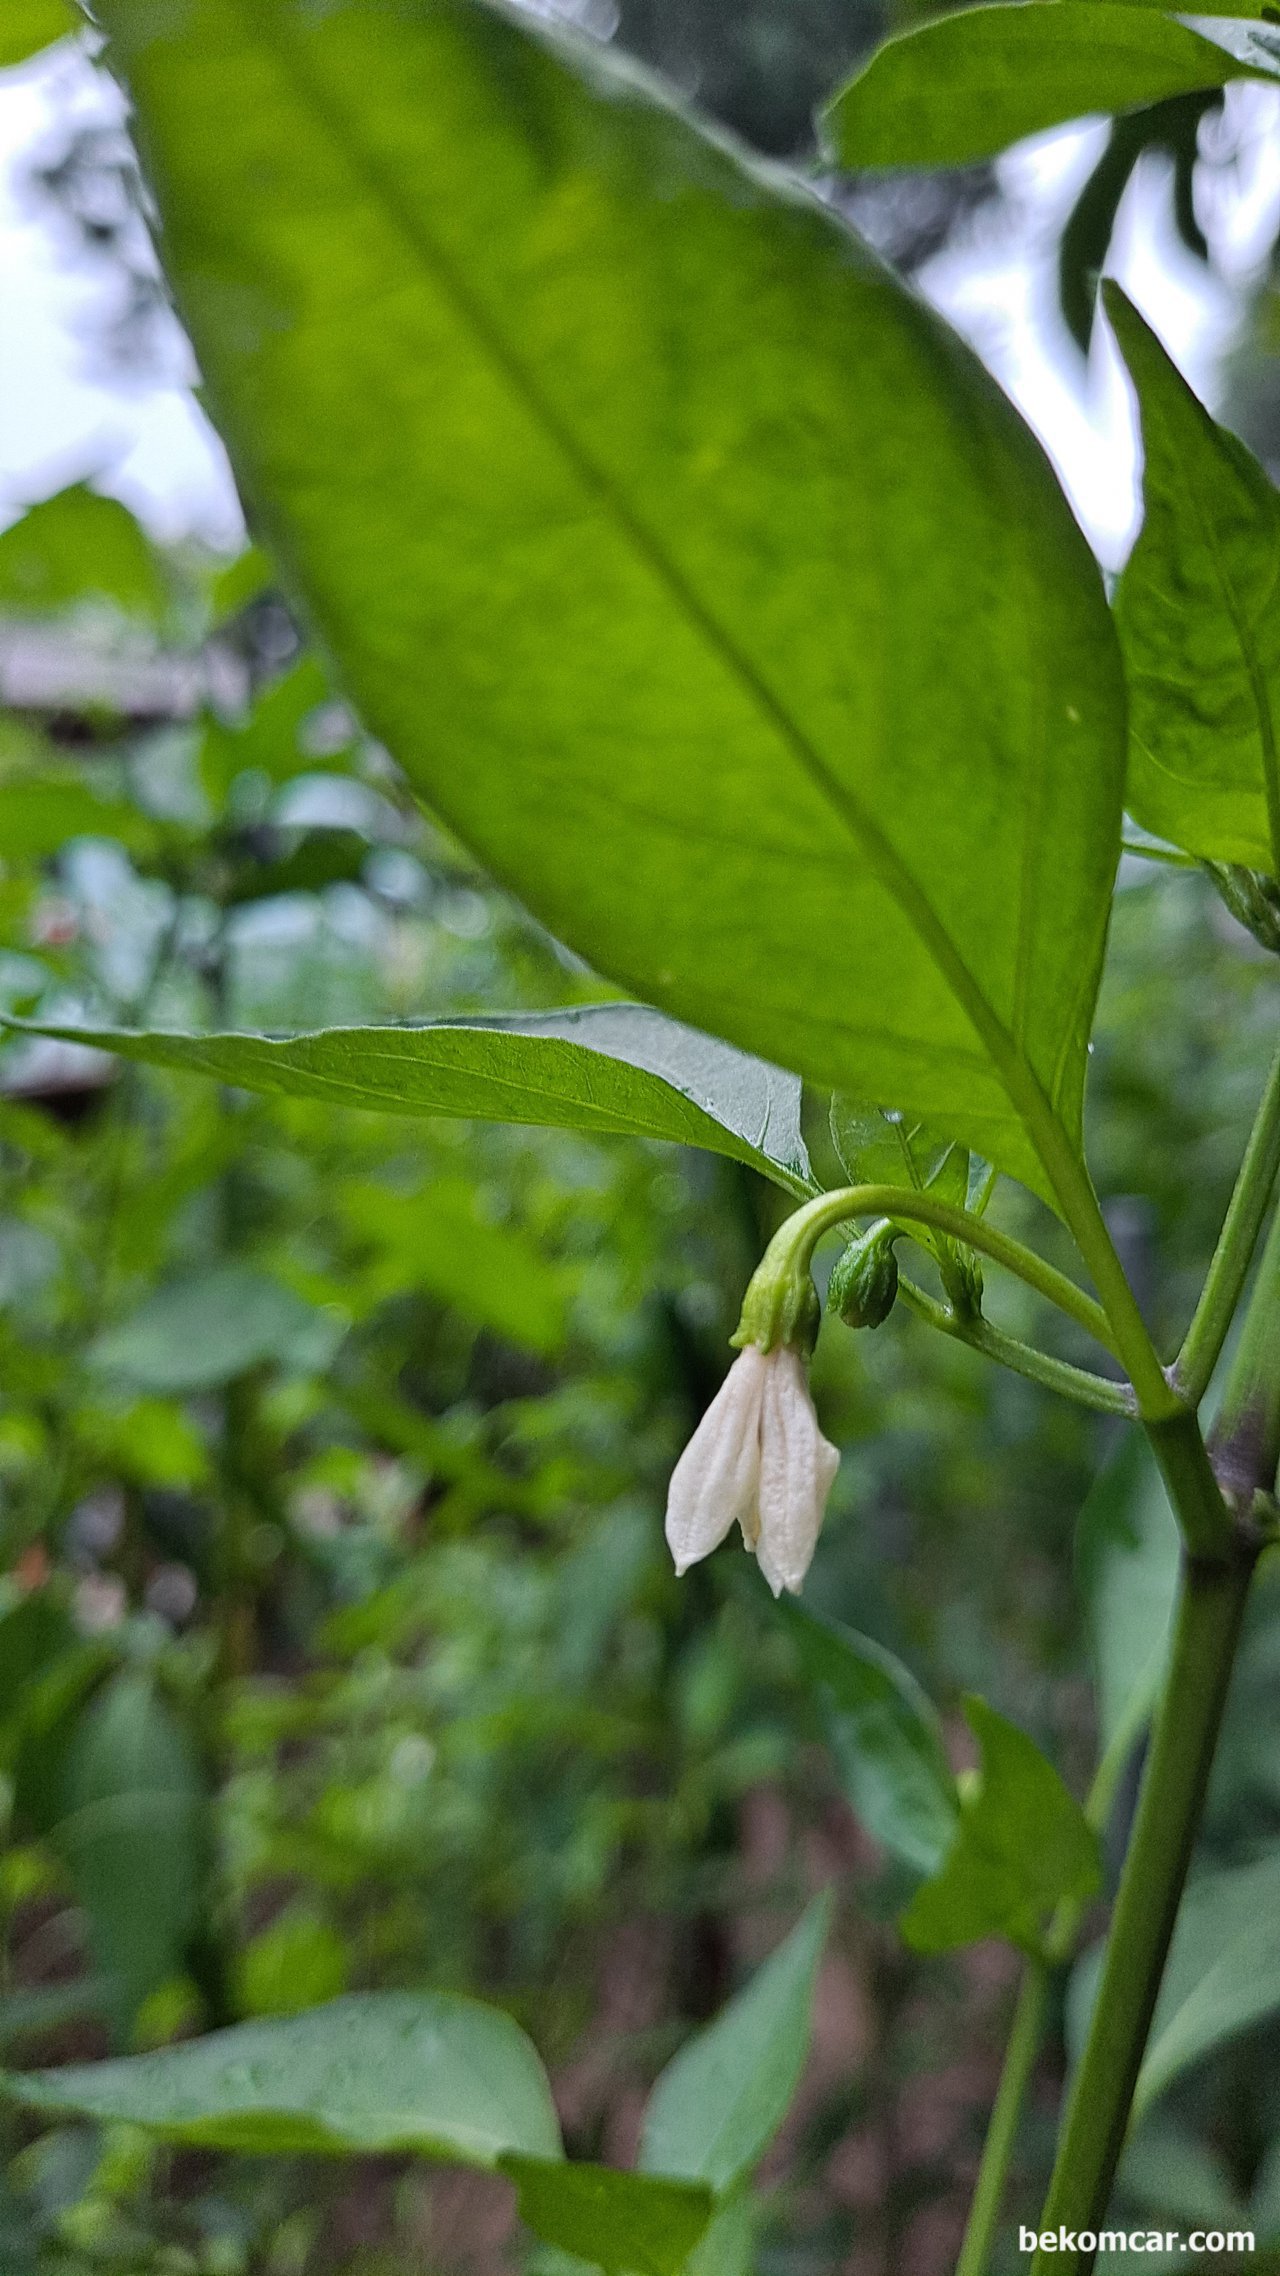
[228,0,1065,1186]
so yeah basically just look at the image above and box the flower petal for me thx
[754,1347,840,1596]
[665,1344,766,1577]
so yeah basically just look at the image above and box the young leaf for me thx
[1075,1431,1179,1780]
[502,2160,714,2276]
[1106,284,1280,875]
[0,0,80,68]
[830,1097,971,1272]
[14,1009,813,1195]
[828,6,1268,172]
[1132,1852,1280,2124]
[95,0,1127,1204]
[638,1891,830,2194]
[901,1698,1101,1955]
[5,1992,563,2166]
[49,1673,208,2042]
[779,1600,957,1877]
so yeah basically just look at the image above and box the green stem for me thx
[956,1957,1050,2276]
[1030,1536,1257,2276]
[897,1275,1134,1416]
[756,1186,1121,1358]
[1175,1043,1280,1408]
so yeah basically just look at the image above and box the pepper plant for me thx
[7,0,1280,2270]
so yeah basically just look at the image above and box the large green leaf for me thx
[15,1008,813,1194]
[1132,1852,1280,2124]
[503,2160,713,2276]
[96,0,1126,1203]
[1106,285,1280,875]
[5,1991,563,2166]
[638,1892,830,2195]
[0,0,80,68]
[828,6,1268,171]
[1075,1431,1179,1778]
[901,1698,1101,1955]
[779,1600,957,1878]
[0,487,169,621]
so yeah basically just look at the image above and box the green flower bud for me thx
[828,1225,899,1330]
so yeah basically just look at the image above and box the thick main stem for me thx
[1030,1534,1257,2276]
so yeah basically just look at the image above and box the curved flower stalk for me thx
[665,1341,839,1597]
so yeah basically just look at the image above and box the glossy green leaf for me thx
[15,1008,813,1194]
[779,1600,957,1877]
[96,0,1127,1204]
[1132,1852,1280,2124]
[1106,284,1280,874]
[0,0,80,67]
[0,487,169,621]
[340,1175,569,1354]
[828,6,1268,171]
[89,1262,343,1392]
[901,1697,1101,1955]
[51,1672,208,2040]
[638,1892,830,2194]
[5,1991,563,2165]
[1075,1431,1178,1775]
[503,2159,713,2276]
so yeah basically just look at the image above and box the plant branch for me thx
[765,1185,1121,1357]
[1175,1042,1280,1408]
[896,1275,1134,1415]
[956,1956,1050,2276]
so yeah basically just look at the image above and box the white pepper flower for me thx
[664,1343,839,1597]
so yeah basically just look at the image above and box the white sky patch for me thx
[1,38,1279,564]
[0,37,242,546]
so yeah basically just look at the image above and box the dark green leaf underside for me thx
[10,1006,812,1190]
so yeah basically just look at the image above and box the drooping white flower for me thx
[665,1343,766,1577]
[664,1342,839,1596]
[752,1345,841,1598]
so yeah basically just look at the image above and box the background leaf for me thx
[17,1008,814,1193]
[1133,1852,1280,2122]
[339,1175,570,1354]
[901,1697,1101,1954]
[95,0,1127,1201]
[0,1,79,69]
[502,2160,714,2276]
[828,6,1266,172]
[88,1262,344,1393]
[49,1672,208,2043]
[638,1892,830,2195]
[779,1600,957,1877]
[6,1992,564,2165]
[0,487,170,622]
[1107,283,1280,875]
[1075,1431,1179,1782]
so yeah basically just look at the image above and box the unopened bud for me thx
[829,1226,898,1330]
